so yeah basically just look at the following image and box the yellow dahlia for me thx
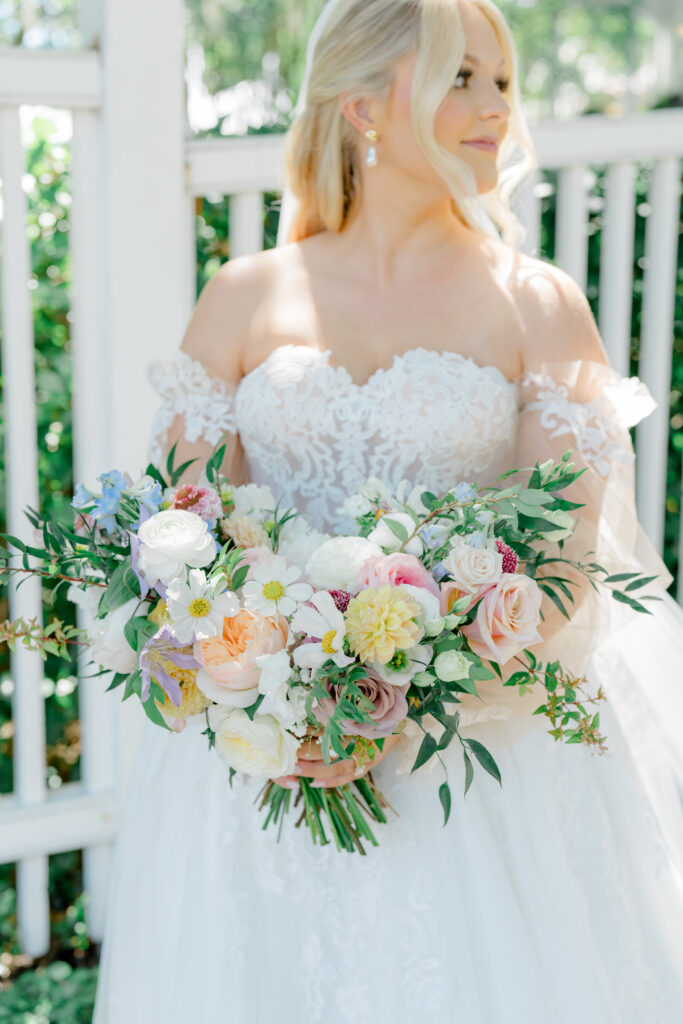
[344,585,421,665]
[154,666,211,720]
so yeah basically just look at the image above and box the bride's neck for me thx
[336,196,474,289]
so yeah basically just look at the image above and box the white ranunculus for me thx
[305,536,382,593]
[444,536,503,593]
[136,509,216,587]
[207,706,299,778]
[434,650,471,683]
[368,513,423,556]
[68,584,138,674]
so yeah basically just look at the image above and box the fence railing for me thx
[0,39,681,957]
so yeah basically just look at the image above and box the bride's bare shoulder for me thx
[500,247,608,369]
[179,244,305,381]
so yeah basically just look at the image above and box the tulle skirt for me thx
[92,595,683,1024]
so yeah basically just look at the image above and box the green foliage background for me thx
[0,0,681,1016]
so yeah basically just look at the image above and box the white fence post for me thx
[96,0,192,792]
[0,106,50,958]
[636,157,681,553]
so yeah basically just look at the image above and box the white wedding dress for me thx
[93,343,683,1024]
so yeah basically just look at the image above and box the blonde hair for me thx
[282,0,537,247]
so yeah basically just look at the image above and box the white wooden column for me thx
[599,162,636,377]
[636,157,681,554]
[0,106,49,958]
[84,0,192,797]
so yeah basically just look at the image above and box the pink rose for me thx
[194,609,288,707]
[314,672,409,739]
[461,573,543,665]
[357,552,440,598]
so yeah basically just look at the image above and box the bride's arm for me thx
[147,261,259,487]
[512,261,668,675]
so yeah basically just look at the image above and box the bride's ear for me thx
[338,92,380,138]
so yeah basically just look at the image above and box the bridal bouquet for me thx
[0,443,657,854]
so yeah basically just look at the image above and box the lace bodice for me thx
[148,344,520,532]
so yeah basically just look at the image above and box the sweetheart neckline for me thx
[237,343,520,394]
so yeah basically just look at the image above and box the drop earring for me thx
[365,128,379,167]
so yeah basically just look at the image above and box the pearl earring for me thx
[365,128,379,167]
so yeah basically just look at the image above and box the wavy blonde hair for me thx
[283,0,537,247]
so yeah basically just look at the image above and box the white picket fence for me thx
[0,34,682,958]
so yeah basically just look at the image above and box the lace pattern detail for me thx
[235,345,519,533]
[147,351,238,465]
[518,371,646,478]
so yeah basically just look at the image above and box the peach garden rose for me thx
[194,609,289,708]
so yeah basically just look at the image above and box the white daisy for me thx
[291,590,355,671]
[165,569,240,644]
[242,556,312,618]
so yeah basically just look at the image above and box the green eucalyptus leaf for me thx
[439,781,452,826]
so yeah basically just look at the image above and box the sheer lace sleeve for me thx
[515,358,672,676]
[147,351,239,466]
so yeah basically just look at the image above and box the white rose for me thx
[434,650,471,683]
[136,509,215,587]
[444,536,503,592]
[368,513,423,556]
[231,483,276,518]
[305,536,382,593]
[207,706,299,778]
[68,584,138,674]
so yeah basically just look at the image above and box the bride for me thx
[93,0,683,1020]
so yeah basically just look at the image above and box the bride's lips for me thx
[461,138,499,154]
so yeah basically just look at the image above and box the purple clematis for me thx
[140,625,199,706]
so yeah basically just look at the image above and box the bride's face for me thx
[380,2,511,197]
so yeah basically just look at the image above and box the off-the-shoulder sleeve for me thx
[147,351,239,466]
[514,358,672,675]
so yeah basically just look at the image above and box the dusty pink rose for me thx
[461,573,543,665]
[357,552,440,598]
[170,483,222,524]
[193,609,288,706]
[238,545,278,578]
[314,672,409,739]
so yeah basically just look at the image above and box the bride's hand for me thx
[273,732,403,789]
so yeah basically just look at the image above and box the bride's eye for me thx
[496,77,511,93]
[452,70,472,90]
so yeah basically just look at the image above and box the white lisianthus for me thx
[231,483,276,518]
[291,591,355,671]
[400,584,442,628]
[368,513,423,556]
[207,706,299,778]
[444,535,503,593]
[305,536,382,593]
[395,480,431,516]
[165,569,240,644]
[434,650,471,683]
[242,556,312,617]
[277,518,331,571]
[370,642,434,687]
[136,509,215,587]
[67,584,138,674]
[341,493,373,519]
[255,649,302,730]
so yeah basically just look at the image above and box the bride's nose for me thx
[479,86,511,123]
